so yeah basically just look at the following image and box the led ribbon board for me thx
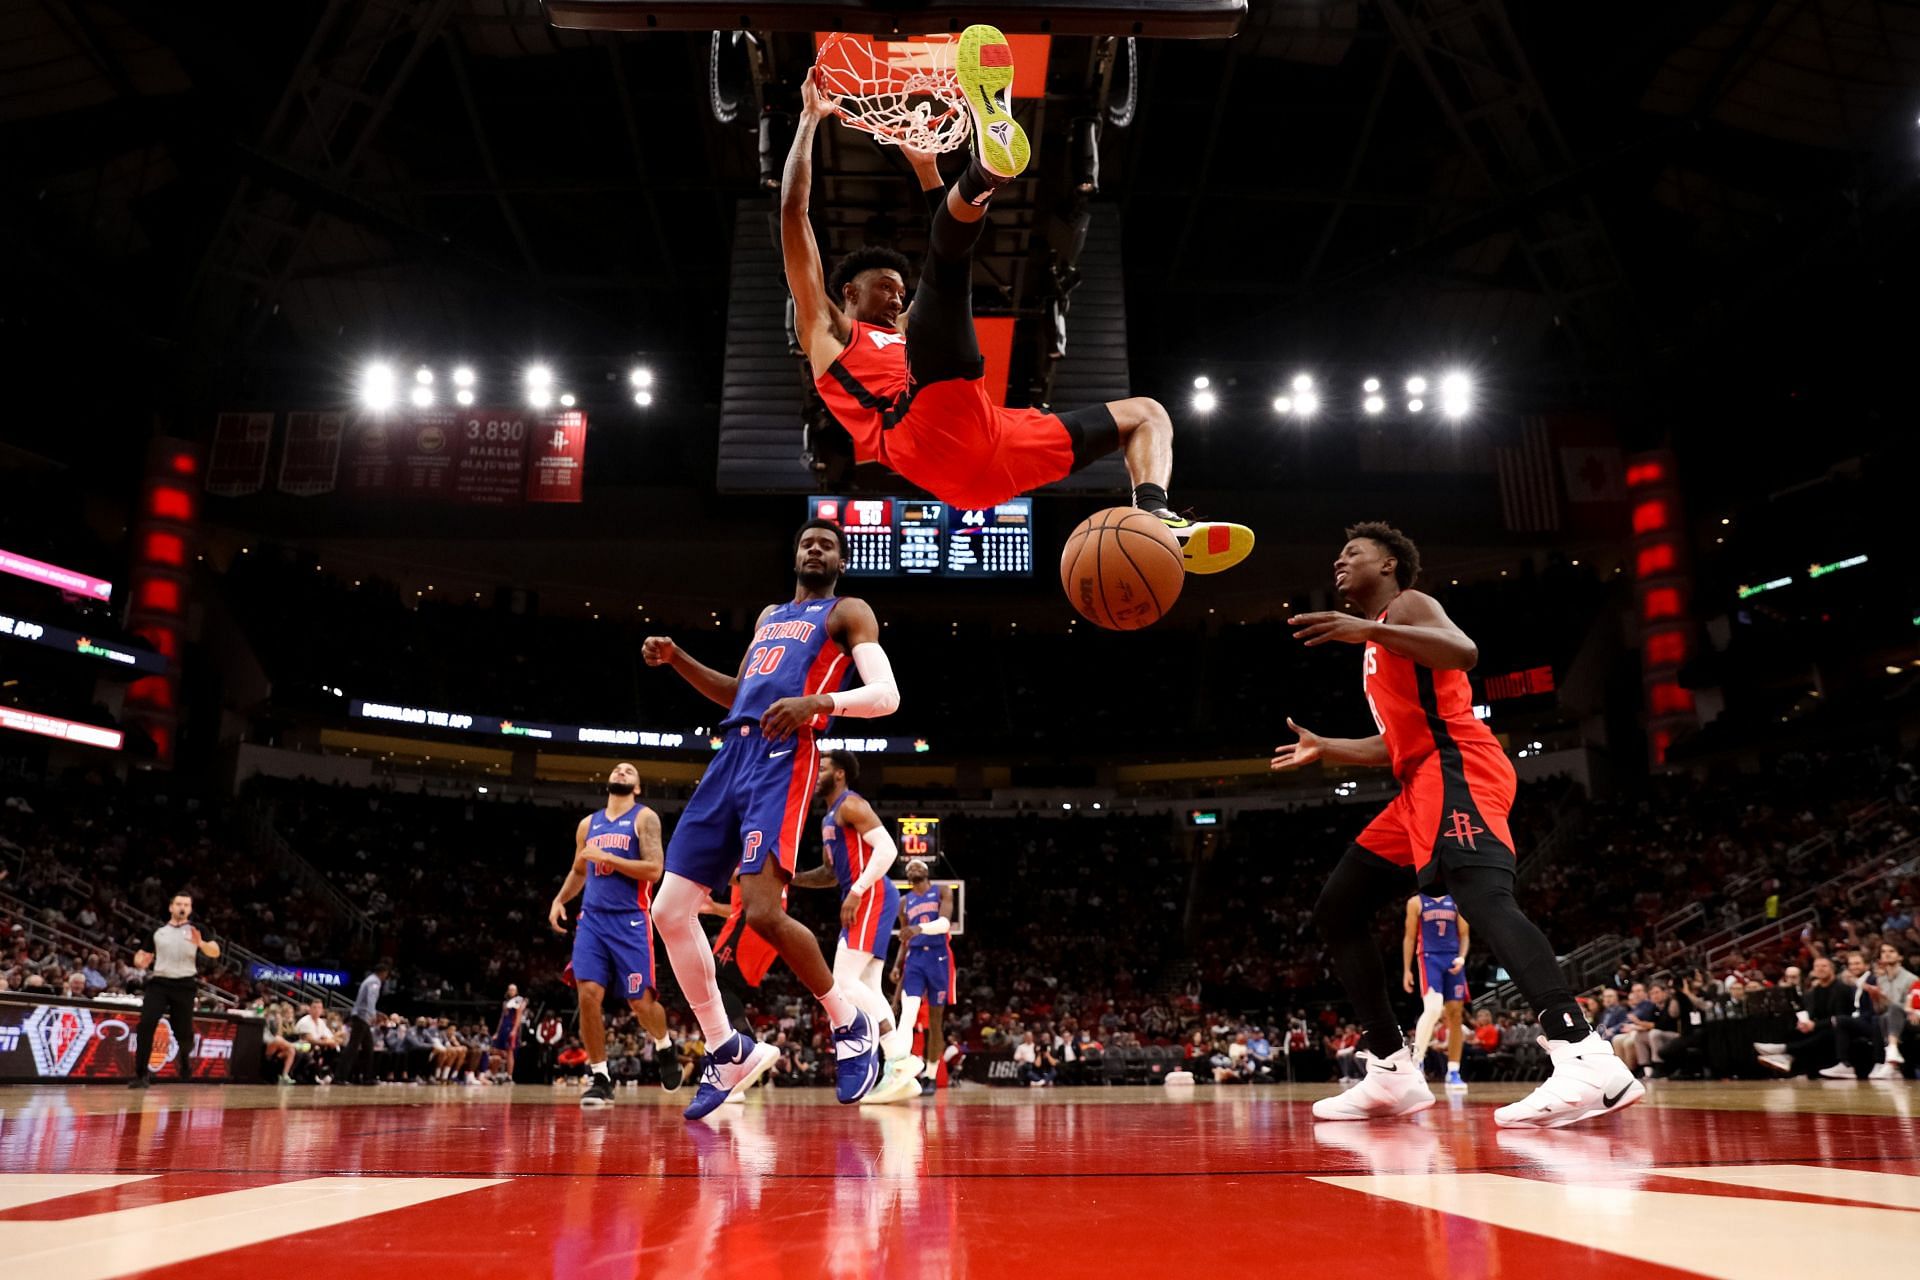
[0,547,112,600]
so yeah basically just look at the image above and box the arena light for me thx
[409,384,434,408]
[1362,377,1380,393]
[1363,395,1385,415]
[452,366,476,388]
[1191,389,1218,413]
[525,364,553,394]
[529,388,552,409]
[559,393,577,407]
[633,389,654,408]
[1293,390,1319,417]
[1271,396,1292,415]
[455,388,475,406]
[360,362,396,410]
[414,366,434,386]
[1192,375,1211,390]
[1406,375,1429,395]
[1439,370,1472,419]
[1408,398,1425,413]
[629,366,654,389]
[1291,372,1313,393]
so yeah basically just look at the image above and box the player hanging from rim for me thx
[547,762,684,1107]
[892,857,957,1096]
[1403,893,1469,1087]
[1274,522,1642,1128]
[644,519,898,1119]
[782,24,1253,575]
[790,749,924,1104]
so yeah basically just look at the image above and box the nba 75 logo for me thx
[1444,810,1484,850]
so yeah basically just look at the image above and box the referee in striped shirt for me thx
[128,891,221,1088]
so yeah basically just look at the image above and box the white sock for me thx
[818,983,857,1029]
[880,1024,914,1061]
[590,1060,607,1078]
[1411,991,1444,1065]
[833,949,894,1042]
[652,874,737,1045]
[653,1035,672,1052]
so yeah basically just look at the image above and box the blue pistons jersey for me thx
[825,791,898,958]
[1418,893,1461,956]
[572,805,656,998]
[900,885,953,1005]
[903,886,944,950]
[721,597,852,729]
[582,805,652,914]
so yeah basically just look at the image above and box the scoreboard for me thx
[898,815,941,864]
[808,497,1033,577]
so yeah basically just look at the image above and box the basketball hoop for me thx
[814,32,971,154]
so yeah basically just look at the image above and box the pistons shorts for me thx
[901,943,955,1006]
[839,877,900,963]
[1352,744,1517,890]
[1420,952,1469,1004]
[572,910,655,998]
[666,724,819,892]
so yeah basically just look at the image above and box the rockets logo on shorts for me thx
[1445,810,1485,849]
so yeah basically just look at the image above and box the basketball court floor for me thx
[1,1081,1914,1279]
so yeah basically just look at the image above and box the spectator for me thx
[1869,943,1915,1078]
[1753,956,1882,1078]
[292,998,339,1083]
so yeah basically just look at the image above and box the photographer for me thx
[1655,971,1714,1079]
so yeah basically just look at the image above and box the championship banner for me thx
[0,995,262,1082]
[527,411,588,503]
[206,412,273,497]
[344,409,585,505]
[278,411,345,497]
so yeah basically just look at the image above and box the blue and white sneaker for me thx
[832,1011,881,1104]
[1446,1068,1465,1088]
[683,1032,779,1122]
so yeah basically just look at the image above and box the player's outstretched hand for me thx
[802,67,838,120]
[548,900,569,935]
[1270,718,1323,771]
[1289,610,1374,647]
[641,636,677,667]
[761,694,829,740]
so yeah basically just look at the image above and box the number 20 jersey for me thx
[720,597,854,729]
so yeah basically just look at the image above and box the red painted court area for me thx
[0,1084,1915,1279]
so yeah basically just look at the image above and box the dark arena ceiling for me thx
[4,0,1919,508]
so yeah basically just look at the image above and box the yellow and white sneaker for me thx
[862,1054,925,1105]
[1155,512,1255,575]
[955,25,1028,181]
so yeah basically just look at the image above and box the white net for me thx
[815,32,971,153]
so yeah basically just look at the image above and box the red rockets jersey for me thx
[816,319,910,463]
[1362,608,1505,781]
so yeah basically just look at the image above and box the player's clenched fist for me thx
[641,636,677,667]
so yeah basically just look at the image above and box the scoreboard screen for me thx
[808,497,1033,577]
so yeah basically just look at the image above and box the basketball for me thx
[1059,507,1184,630]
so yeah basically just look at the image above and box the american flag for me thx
[1496,418,1561,533]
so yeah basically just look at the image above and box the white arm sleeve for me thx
[848,823,899,896]
[916,916,951,936]
[828,642,899,718]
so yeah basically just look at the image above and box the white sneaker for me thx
[1752,1041,1787,1056]
[1817,1063,1858,1080]
[1887,1043,1905,1065]
[1868,1062,1902,1080]
[1494,1034,1645,1129]
[1311,1048,1435,1121]
[1756,1052,1793,1073]
[862,1055,926,1106]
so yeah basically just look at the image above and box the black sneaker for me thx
[657,1048,684,1094]
[580,1073,616,1108]
[126,1074,150,1090]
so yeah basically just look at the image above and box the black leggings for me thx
[1313,848,1585,1060]
[905,184,988,387]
